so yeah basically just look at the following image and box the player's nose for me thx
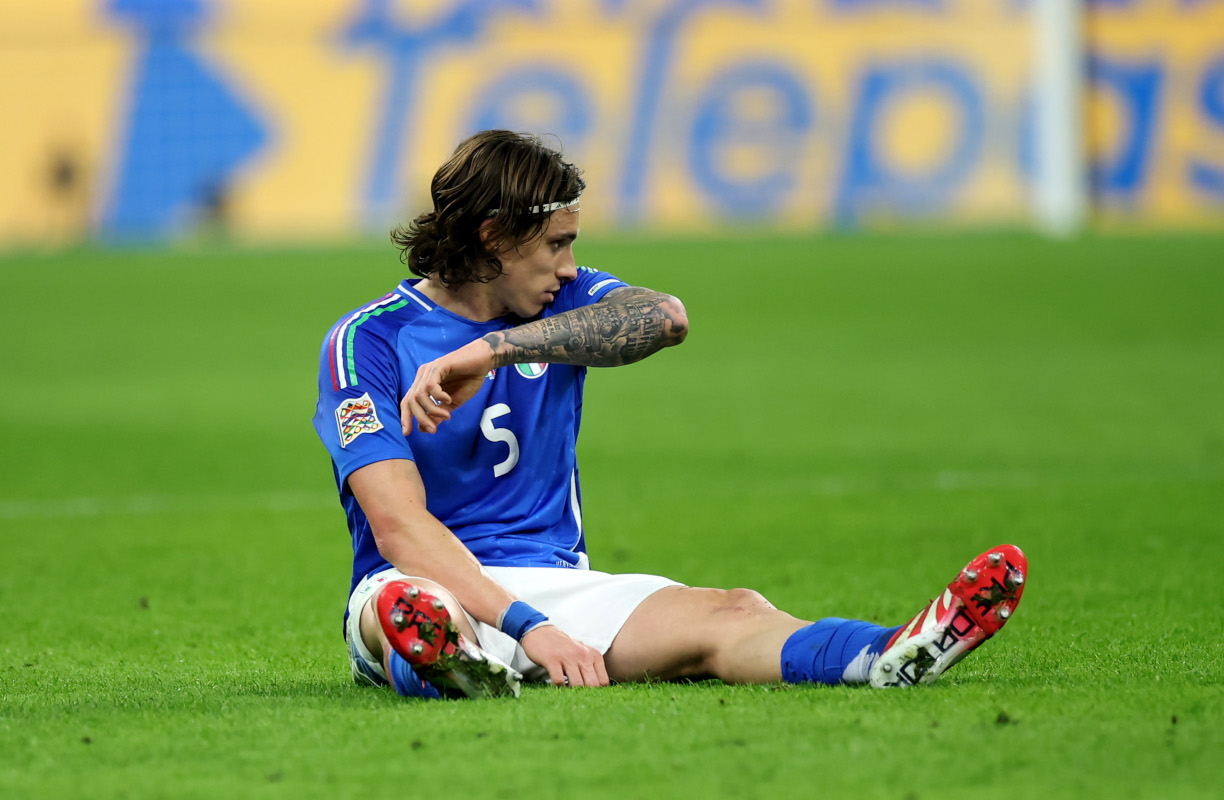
[557,258,577,282]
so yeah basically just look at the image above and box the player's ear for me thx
[479,219,511,256]
[478,219,499,249]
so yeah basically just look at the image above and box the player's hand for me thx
[401,339,495,434]
[521,624,609,688]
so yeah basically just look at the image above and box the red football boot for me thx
[375,580,522,699]
[870,544,1027,688]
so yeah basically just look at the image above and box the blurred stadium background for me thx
[3,0,1223,245]
[5,4,1224,795]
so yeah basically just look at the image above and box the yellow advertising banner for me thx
[0,0,1221,243]
[1087,0,1224,225]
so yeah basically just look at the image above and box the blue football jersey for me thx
[313,267,628,599]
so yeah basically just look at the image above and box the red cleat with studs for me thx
[870,544,1028,688]
[375,580,521,699]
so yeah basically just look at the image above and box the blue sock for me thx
[387,651,443,700]
[780,618,903,685]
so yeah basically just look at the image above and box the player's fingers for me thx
[424,390,453,425]
[544,660,567,687]
[561,660,588,688]
[399,393,418,435]
[404,394,438,434]
[426,383,453,407]
[575,660,603,688]
[408,363,434,395]
[580,647,608,687]
[403,396,427,433]
[592,651,610,687]
[413,375,456,429]
[421,387,451,421]
[402,367,435,433]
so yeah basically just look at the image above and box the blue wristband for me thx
[498,601,550,641]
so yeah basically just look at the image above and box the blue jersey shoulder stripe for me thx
[328,293,405,390]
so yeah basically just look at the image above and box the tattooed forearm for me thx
[482,287,689,368]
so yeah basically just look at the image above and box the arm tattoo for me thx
[482,287,688,368]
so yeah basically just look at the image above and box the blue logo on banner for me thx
[104,0,268,237]
[341,0,541,228]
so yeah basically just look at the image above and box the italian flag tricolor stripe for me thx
[328,293,404,390]
[344,299,409,385]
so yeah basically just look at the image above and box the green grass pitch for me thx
[2,233,1222,798]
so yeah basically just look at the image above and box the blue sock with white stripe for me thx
[780,618,903,685]
[387,651,443,700]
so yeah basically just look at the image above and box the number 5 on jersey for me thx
[480,403,519,477]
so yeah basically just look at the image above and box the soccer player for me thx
[313,130,1027,699]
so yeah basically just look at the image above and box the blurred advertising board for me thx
[0,0,1221,243]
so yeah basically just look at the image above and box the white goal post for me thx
[1033,0,1088,236]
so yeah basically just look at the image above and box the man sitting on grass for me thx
[312,129,1027,699]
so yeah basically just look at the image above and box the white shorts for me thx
[345,566,681,684]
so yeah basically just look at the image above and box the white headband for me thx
[486,197,580,218]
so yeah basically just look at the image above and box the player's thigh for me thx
[486,567,679,680]
[603,585,789,682]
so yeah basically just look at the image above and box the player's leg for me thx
[486,568,903,686]
[605,544,1027,688]
[602,592,896,687]
[353,574,521,699]
[603,586,809,683]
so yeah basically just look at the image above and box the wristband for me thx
[497,601,551,641]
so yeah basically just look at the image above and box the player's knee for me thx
[687,588,777,676]
[690,588,777,642]
[401,578,460,612]
[715,587,773,615]
[397,580,473,637]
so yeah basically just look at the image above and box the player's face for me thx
[493,209,580,318]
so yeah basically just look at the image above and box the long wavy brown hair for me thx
[392,130,586,288]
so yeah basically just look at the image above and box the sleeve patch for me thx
[588,278,623,296]
[335,392,384,448]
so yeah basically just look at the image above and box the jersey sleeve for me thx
[548,266,629,314]
[312,320,413,487]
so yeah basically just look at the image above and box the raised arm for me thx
[401,286,688,434]
[484,286,688,368]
